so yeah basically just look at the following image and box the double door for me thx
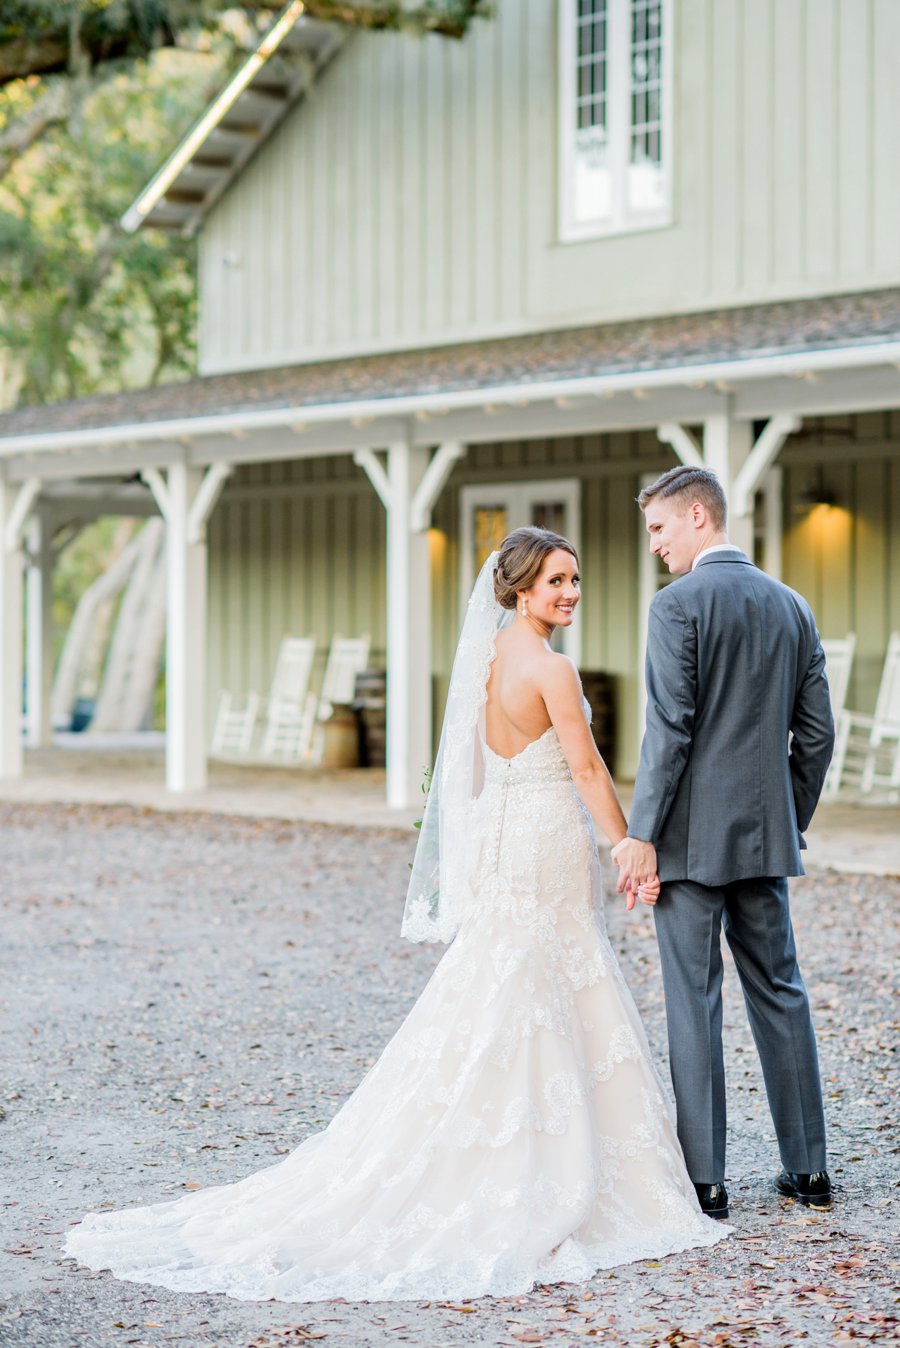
[459,479,581,665]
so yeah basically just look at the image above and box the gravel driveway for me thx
[1,803,896,1347]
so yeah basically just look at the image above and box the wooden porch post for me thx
[386,439,431,810]
[25,510,54,747]
[0,476,41,777]
[762,467,784,579]
[142,461,231,793]
[355,438,462,809]
[701,411,754,555]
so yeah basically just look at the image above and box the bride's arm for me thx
[539,654,628,848]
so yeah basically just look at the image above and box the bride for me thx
[64,526,729,1302]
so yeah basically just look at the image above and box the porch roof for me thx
[2,288,900,482]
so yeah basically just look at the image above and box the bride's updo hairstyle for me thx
[493,526,580,610]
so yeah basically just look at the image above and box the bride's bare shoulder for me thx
[537,650,582,696]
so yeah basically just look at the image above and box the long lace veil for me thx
[402,551,513,944]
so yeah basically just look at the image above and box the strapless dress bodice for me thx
[482,697,592,787]
[483,726,572,786]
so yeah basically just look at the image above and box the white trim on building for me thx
[559,0,674,242]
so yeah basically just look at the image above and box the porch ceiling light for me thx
[794,473,837,512]
[120,1,306,233]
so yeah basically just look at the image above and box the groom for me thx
[612,465,835,1221]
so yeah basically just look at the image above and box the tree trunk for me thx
[119,539,167,731]
[51,523,141,726]
[90,518,165,732]
[0,79,71,174]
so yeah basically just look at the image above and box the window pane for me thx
[573,1,610,222]
[531,502,567,534]
[628,0,665,213]
[565,0,670,233]
[473,507,508,574]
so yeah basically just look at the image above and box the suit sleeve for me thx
[628,589,697,844]
[789,627,836,832]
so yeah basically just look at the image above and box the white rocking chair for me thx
[260,637,318,761]
[825,632,900,801]
[309,635,371,766]
[821,633,856,800]
[210,690,261,756]
[260,689,319,764]
[211,637,316,761]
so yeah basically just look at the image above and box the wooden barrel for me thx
[578,670,617,771]
[320,704,360,768]
[353,669,387,768]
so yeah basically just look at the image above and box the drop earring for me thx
[520,596,528,618]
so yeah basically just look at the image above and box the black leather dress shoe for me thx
[694,1182,729,1219]
[775,1170,832,1206]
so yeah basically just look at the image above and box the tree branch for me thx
[0,79,71,174]
[0,1,489,86]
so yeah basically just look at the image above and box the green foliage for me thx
[0,49,218,405]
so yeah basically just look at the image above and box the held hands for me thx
[610,837,660,912]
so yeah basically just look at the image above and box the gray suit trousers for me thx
[653,876,827,1182]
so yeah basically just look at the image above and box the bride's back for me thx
[485,627,556,759]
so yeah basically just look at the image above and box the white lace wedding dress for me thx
[65,718,728,1301]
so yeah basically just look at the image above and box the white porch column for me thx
[761,467,784,580]
[25,511,54,747]
[388,441,431,810]
[636,471,662,764]
[701,411,754,554]
[143,462,232,793]
[0,476,41,778]
[355,439,462,809]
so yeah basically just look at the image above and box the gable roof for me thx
[122,9,343,235]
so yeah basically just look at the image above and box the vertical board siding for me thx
[206,456,387,731]
[803,0,838,282]
[781,413,900,714]
[707,0,742,297]
[740,0,771,294]
[199,0,900,377]
[770,0,805,289]
[872,0,900,272]
[836,0,872,279]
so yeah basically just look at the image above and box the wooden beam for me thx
[410,440,466,531]
[353,448,392,511]
[656,422,703,468]
[732,413,801,516]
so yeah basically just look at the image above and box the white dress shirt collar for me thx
[691,544,745,571]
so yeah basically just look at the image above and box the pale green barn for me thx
[1,0,899,806]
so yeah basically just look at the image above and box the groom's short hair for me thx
[637,466,728,531]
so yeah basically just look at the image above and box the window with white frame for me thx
[559,0,672,240]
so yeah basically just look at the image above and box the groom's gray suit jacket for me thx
[628,551,835,886]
